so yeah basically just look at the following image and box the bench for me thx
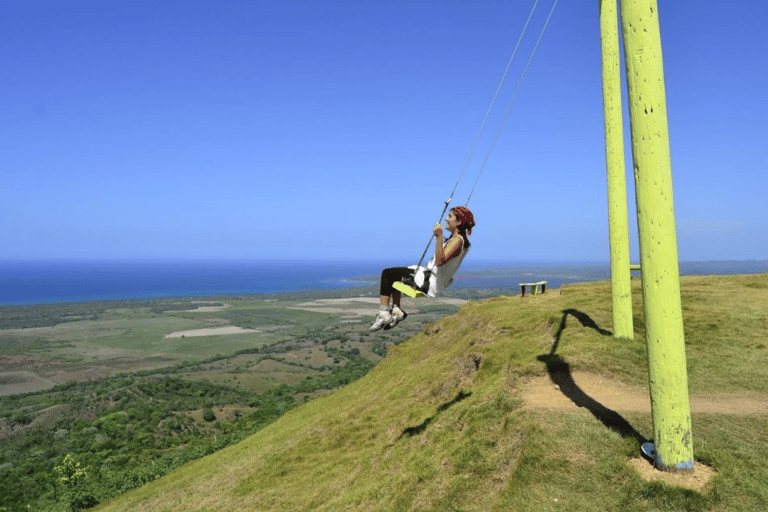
[518,281,547,297]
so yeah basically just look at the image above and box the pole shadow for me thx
[398,390,472,440]
[537,309,648,444]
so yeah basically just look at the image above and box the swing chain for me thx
[416,197,453,268]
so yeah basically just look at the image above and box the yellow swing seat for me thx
[392,280,426,298]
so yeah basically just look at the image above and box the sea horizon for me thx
[1,258,765,307]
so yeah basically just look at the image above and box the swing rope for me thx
[414,0,559,269]
[465,0,560,207]
[450,0,544,205]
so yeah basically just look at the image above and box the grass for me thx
[90,273,768,512]
[2,291,472,510]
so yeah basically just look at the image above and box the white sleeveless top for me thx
[409,236,469,297]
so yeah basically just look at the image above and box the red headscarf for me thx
[452,206,475,235]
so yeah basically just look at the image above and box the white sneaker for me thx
[370,310,393,331]
[385,306,407,330]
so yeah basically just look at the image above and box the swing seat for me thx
[393,281,426,298]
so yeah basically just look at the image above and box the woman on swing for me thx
[370,206,475,331]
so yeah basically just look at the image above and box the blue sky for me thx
[2,0,766,263]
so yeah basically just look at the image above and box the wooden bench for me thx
[518,281,546,297]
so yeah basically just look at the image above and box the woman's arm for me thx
[433,223,463,266]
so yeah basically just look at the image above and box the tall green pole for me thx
[599,0,633,340]
[618,0,693,471]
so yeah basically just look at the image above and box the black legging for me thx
[379,267,415,296]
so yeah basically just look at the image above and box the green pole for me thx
[599,0,633,340]
[618,0,693,471]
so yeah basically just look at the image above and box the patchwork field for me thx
[0,291,466,397]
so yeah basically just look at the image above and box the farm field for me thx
[0,291,465,397]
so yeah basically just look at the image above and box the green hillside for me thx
[93,275,768,512]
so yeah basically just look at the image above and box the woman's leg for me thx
[372,267,412,331]
[379,267,413,301]
[392,289,402,308]
[379,291,403,308]
[378,266,414,309]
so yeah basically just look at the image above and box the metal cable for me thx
[465,0,560,207]
[416,0,559,266]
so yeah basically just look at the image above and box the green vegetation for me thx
[2,274,767,511]
[0,290,464,511]
[0,342,386,511]
[85,273,766,512]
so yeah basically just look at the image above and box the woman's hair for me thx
[451,206,475,249]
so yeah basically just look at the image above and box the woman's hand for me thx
[433,222,443,237]
[433,227,462,266]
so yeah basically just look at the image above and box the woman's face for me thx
[446,211,459,230]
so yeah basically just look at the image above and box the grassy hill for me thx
[92,274,768,512]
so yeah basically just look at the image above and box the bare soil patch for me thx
[181,302,232,313]
[521,372,768,415]
[164,326,259,339]
[628,456,717,492]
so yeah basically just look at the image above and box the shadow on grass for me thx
[537,309,648,444]
[398,390,472,440]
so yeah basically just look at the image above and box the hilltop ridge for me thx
[94,275,768,511]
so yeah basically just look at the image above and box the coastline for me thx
[1,259,765,307]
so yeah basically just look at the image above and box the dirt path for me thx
[521,371,767,491]
[521,372,768,415]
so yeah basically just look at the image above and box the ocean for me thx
[0,259,765,306]
[0,260,384,306]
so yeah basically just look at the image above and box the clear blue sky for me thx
[2,1,766,263]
